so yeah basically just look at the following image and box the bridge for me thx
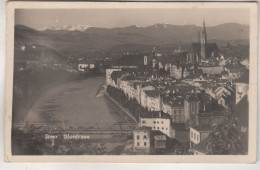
[14,122,137,134]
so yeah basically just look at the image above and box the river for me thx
[25,76,126,126]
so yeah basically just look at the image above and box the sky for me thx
[15,8,250,30]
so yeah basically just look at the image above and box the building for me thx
[153,135,167,150]
[139,111,172,137]
[184,94,200,124]
[189,125,214,153]
[133,126,152,152]
[162,97,185,123]
[198,111,227,126]
[169,62,190,79]
[192,95,249,155]
[171,123,189,142]
[145,90,162,111]
[235,73,249,104]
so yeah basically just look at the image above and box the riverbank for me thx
[104,93,137,123]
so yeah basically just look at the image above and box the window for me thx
[137,135,140,140]
[174,110,177,114]
[162,127,164,130]
[197,135,199,141]
[154,126,156,129]
[144,135,147,139]
[157,127,159,130]
[144,142,147,146]
[142,120,146,124]
[179,110,182,114]
[153,121,156,124]
[191,132,193,138]
[194,134,196,140]
[157,121,159,124]
[137,142,139,146]
[166,128,168,130]
[161,121,163,124]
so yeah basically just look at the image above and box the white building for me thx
[139,111,172,137]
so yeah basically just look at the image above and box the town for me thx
[104,21,249,155]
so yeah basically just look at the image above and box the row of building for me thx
[105,20,249,154]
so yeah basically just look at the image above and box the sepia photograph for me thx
[4,1,258,163]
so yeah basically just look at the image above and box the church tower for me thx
[144,56,148,65]
[200,20,207,60]
[152,47,156,69]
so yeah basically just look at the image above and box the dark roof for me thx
[190,125,215,132]
[145,90,161,98]
[134,126,152,131]
[150,130,168,140]
[141,111,171,119]
[171,123,186,131]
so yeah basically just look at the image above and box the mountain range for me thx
[39,25,91,32]
[15,23,249,57]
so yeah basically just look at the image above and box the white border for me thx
[4,1,258,163]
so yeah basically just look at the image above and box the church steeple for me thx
[200,19,207,60]
[152,46,156,69]
[202,19,207,43]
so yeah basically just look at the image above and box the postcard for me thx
[5,1,258,163]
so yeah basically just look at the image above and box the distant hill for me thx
[15,23,249,56]
[14,43,65,64]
